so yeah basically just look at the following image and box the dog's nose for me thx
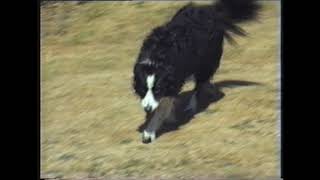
[144,106,152,113]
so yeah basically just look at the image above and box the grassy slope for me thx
[41,1,280,179]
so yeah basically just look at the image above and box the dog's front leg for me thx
[142,97,175,144]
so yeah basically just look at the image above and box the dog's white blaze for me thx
[141,74,159,111]
[146,74,155,89]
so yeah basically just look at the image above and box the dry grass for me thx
[41,1,281,180]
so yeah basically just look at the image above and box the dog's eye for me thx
[142,87,147,94]
[154,87,162,96]
[152,87,159,94]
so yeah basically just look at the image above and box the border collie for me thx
[132,0,261,143]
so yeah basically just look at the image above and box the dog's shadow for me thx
[137,80,261,138]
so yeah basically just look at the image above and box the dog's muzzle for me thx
[144,106,152,113]
[141,92,159,113]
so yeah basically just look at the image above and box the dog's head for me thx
[133,60,177,113]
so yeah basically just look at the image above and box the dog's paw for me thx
[142,130,156,144]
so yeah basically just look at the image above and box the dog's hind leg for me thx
[184,79,213,113]
[142,97,176,143]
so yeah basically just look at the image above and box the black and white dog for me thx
[132,0,260,143]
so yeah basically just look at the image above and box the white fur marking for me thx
[143,130,156,142]
[141,75,159,111]
[146,75,155,89]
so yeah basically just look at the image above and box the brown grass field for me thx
[40,1,281,180]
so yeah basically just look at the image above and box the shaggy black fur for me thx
[133,0,261,105]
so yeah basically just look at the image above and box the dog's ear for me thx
[134,64,143,81]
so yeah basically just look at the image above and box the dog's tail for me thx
[212,0,261,44]
[214,0,261,23]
